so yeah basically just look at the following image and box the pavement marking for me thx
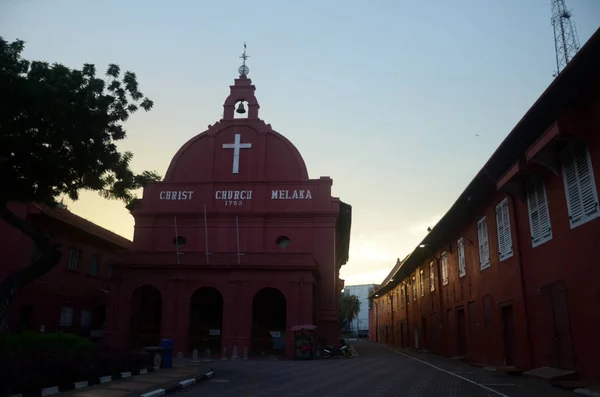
[383,346,510,397]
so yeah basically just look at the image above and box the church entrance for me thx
[130,285,162,349]
[189,287,223,356]
[251,287,287,356]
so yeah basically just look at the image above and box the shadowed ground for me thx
[179,341,576,397]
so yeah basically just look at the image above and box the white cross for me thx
[222,133,252,174]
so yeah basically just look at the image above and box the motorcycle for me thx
[322,338,354,359]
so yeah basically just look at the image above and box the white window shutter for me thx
[496,198,513,261]
[527,177,553,246]
[430,261,435,292]
[457,238,466,277]
[477,217,490,269]
[495,203,506,257]
[563,144,600,228]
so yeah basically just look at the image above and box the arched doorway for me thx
[189,287,223,355]
[251,287,287,356]
[130,285,162,349]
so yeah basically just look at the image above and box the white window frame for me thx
[495,198,514,261]
[441,252,449,286]
[527,177,553,247]
[412,275,417,301]
[60,306,73,326]
[68,248,81,270]
[419,269,425,297]
[561,143,600,229]
[429,261,435,292]
[477,216,491,270]
[80,309,92,327]
[457,238,466,277]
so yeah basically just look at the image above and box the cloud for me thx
[349,236,397,265]
[341,268,392,286]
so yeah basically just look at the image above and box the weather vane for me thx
[238,42,250,77]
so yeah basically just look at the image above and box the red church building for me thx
[102,55,352,358]
[369,27,600,381]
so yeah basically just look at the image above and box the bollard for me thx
[189,349,201,366]
[221,348,228,360]
[242,347,249,360]
[231,346,239,360]
[204,348,212,362]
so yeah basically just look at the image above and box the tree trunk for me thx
[0,203,62,335]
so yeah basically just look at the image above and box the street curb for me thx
[138,369,215,397]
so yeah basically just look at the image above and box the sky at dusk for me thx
[2,0,599,286]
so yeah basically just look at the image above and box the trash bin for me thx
[159,339,174,369]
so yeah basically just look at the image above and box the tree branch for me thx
[0,202,62,335]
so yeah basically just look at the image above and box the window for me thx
[527,177,553,247]
[401,286,405,307]
[419,269,425,297]
[59,307,73,326]
[441,252,449,285]
[477,217,491,270]
[80,310,92,327]
[457,238,466,277]
[90,255,99,276]
[429,261,435,292]
[68,248,81,270]
[406,281,410,305]
[495,198,514,261]
[412,275,417,301]
[562,143,599,229]
[107,265,113,278]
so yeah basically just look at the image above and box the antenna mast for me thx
[551,0,580,76]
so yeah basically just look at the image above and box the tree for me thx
[339,293,361,329]
[0,37,161,334]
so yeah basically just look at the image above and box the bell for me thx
[236,102,246,114]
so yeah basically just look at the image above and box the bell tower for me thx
[222,43,260,120]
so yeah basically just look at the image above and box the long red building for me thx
[369,28,600,381]
[102,61,352,358]
[0,202,130,337]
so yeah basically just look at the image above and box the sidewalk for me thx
[54,363,215,397]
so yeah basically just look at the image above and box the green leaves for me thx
[0,36,160,208]
[339,294,361,329]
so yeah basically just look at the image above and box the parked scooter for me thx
[322,338,354,359]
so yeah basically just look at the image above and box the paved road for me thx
[181,342,575,396]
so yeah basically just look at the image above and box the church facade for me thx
[102,60,352,359]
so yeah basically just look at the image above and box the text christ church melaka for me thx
[102,51,352,359]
